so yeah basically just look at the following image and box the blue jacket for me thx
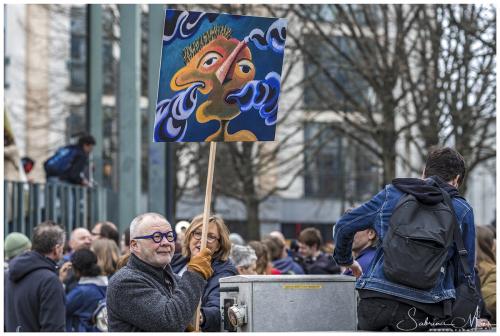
[272,256,305,275]
[66,276,108,332]
[333,177,475,304]
[343,246,377,277]
[171,254,237,332]
[5,251,66,332]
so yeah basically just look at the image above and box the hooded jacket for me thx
[171,253,237,332]
[273,256,305,275]
[65,276,108,332]
[301,252,341,275]
[333,176,475,307]
[5,251,66,332]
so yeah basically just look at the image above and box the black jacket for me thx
[61,145,88,184]
[5,251,66,332]
[171,253,237,332]
[107,253,206,332]
[300,252,341,275]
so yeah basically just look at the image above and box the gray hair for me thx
[31,221,65,254]
[229,233,245,246]
[130,212,169,238]
[230,244,257,268]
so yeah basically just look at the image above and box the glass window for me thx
[303,123,343,198]
[69,6,117,94]
[302,4,381,26]
[303,122,380,202]
[303,34,370,111]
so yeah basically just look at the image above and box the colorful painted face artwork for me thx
[154,10,287,142]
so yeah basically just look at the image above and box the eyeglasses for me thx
[192,230,219,244]
[133,231,176,243]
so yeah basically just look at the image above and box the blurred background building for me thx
[4,4,496,240]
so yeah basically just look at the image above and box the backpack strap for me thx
[440,190,474,288]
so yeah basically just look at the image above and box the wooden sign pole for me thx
[195,141,217,331]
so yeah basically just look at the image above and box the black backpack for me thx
[383,190,454,290]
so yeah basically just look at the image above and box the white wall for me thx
[48,4,72,152]
[5,5,27,155]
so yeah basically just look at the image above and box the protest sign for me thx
[154,10,287,329]
[154,9,287,142]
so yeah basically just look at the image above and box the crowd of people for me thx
[3,147,497,332]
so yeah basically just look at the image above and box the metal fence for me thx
[4,180,107,238]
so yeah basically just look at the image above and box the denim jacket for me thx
[333,180,475,304]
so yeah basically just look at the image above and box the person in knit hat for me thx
[4,232,32,267]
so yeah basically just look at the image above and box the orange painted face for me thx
[171,36,255,122]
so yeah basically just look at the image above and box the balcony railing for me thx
[4,180,107,238]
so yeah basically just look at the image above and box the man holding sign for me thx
[106,213,213,331]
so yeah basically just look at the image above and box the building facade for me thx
[4,4,496,240]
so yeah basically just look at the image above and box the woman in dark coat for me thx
[171,214,237,332]
[65,249,107,332]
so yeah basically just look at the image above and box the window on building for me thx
[69,6,117,94]
[302,4,381,26]
[69,7,86,92]
[345,142,380,203]
[303,34,371,111]
[66,104,86,141]
[303,122,380,202]
[303,123,344,198]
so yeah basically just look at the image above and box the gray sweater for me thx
[107,253,206,332]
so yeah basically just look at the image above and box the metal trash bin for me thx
[219,274,357,332]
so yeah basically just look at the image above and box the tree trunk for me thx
[381,149,396,187]
[379,105,397,186]
[240,142,262,240]
[245,198,261,241]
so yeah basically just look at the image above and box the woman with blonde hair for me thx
[91,238,120,278]
[171,214,237,332]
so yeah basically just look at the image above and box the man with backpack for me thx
[333,147,476,331]
[44,134,96,186]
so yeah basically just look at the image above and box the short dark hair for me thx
[71,249,101,277]
[77,134,96,147]
[298,228,322,249]
[424,147,466,185]
[31,221,65,254]
[100,222,120,246]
